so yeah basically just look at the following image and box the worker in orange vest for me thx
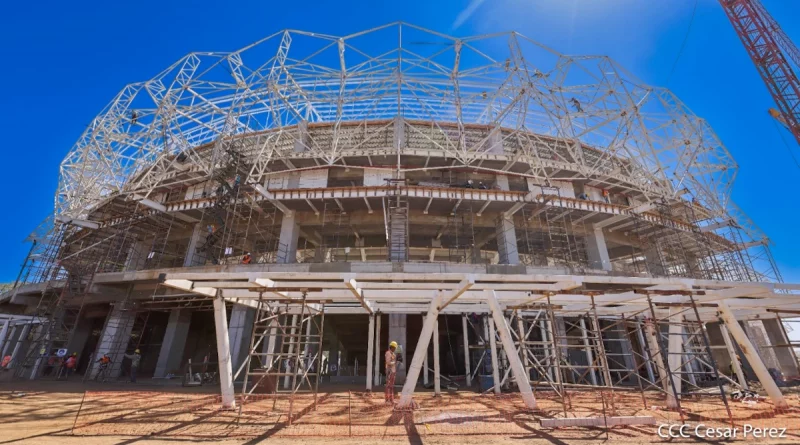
[64,352,78,378]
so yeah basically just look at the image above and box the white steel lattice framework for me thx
[50,23,776,277]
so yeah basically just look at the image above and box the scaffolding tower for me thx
[239,292,325,424]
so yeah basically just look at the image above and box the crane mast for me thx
[719,0,800,146]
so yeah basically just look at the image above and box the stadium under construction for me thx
[1,23,799,426]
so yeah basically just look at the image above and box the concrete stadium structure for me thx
[2,24,799,418]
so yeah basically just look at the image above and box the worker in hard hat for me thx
[124,349,142,383]
[385,341,398,403]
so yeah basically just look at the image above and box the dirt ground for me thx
[1,380,800,444]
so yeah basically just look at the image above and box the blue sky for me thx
[0,0,798,283]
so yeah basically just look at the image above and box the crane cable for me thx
[769,115,800,170]
[666,0,700,86]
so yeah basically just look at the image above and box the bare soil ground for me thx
[1,380,800,444]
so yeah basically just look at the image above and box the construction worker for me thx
[570,97,583,112]
[124,349,141,383]
[64,352,78,378]
[242,252,252,264]
[385,341,398,403]
[95,353,112,381]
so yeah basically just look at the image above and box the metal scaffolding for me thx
[239,292,325,424]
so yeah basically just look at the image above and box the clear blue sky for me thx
[0,0,798,283]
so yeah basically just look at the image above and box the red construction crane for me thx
[718,0,800,146]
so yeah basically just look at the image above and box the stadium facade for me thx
[1,23,798,411]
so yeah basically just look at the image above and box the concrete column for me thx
[393,115,405,150]
[366,314,375,391]
[720,323,748,389]
[635,319,655,384]
[374,314,381,386]
[718,302,786,408]
[487,315,501,395]
[462,315,472,386]
[644,320,669,393]
[579,317,598,385]
[294,120,309,152]
[388,314,407,384]
[487,127,503,154]
[301,317,313,378]
[0,324,15,358]
[590,317,610,387]
[0,321,10,355]
[266,316,278,371]
[183,224,205,267]
[682,326,698,387]
[278,211,300,264]
[496,216,519,265]
[284,315,299,388]
[554,317,568,358]
[762,319,799,377]
[67,319,91,359]
[433,315,441,395]
[228,305,256,378]
[487,291,536,409]
[396,293,442,408]
[9,324,31,368]
[154,309,192,378]
[213,297,236,410]
[125,239,150,271]
[618,324,637,378]
[92,305,136,378]
[539,319,553,381]
[516,317,531,383]
[666,312,683,409]
[546,318,564,386]
[423,316,429,386]
[495,175,510,191]
[586,226,612,271]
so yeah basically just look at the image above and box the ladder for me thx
[387,196,408,262]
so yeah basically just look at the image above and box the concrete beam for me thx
[55,216,99,230]
[344,276,374,314]
[718,301,786,408]
[396,292,443,408]
[487,291,536,409]
[366,314,375,391]
[438,275,475,310]
[213,296,236,409]
[252,183,292,214]
[699,219,734,233]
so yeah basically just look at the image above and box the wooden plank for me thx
[540,416,656,428]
